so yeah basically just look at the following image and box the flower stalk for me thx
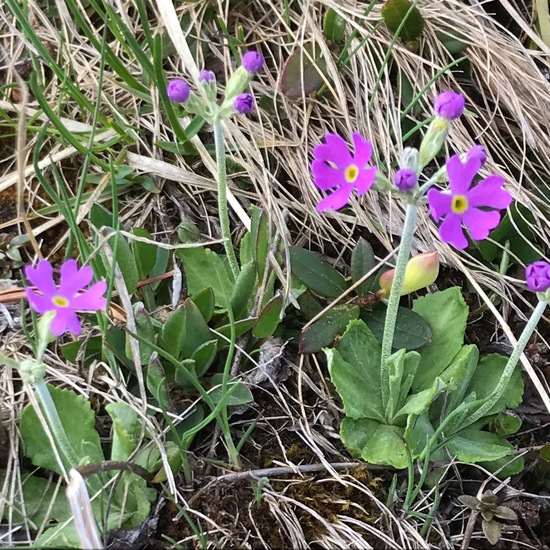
[463,299,548,428]
[380,203,418,411]
[213,121,240,280]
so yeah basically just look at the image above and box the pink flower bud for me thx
[379,252,439,297]
[525,260,550,292]
[241,51,264,74]
[166,78,190,103]
[434,91,465,120]
[233,92,254,114]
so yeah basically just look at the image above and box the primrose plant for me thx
[311,91,545,473]
[2,259,159,547]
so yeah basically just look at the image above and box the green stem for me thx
[464,299,548,427]
[380,204,418,410]
[213,121,240,281]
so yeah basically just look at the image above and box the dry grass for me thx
[1,0,550,547]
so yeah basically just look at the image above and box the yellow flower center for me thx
[52,295,69,307]
[451,194,468,214]
[344,164,359,183]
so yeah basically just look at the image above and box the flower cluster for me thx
[310,91,513,251]
[25,259,106,336]
[166,50,264,120]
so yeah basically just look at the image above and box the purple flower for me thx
[525,260,550,292]
[427,154,513,249]
[394,168,417,191]
[24,259,107,335]
[166,78,190,102]
[198,70,215,83]
[466,144,487,167]
[311,133,377,211]
[241,51,264,74]
[434,91,465,120]
[233,92,254,113]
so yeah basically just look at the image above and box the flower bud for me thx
[434,91,465,120]
[233,92,254,114]
[198,70,217,102]
[399,147,419,173]
[379,251,439,297]
[166,78,190,102]
[418,116,449,169]
[393,168,417,191]
[525,260,550,293]
[19,358,47,385]
[466,144,487,167]
[241,51,264,74]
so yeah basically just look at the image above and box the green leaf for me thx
[182,298,213,358]
[127,302,155,364]
[482,518,501,545]
[20,384,104,475]
[299,305,359,354]
[351,237,376,295]
[177,246,233,310]
[192,287,215,322]
[230,260,256,318]
[90,203,114,228]
[146,353,171,410]
[435,29,467,54]
[289,247,347,298]
[360,423,408,469]
[480,454,525,478]
[161,305,186,359]
[412,287,468,391]
[131,228,157,278]
[463,354,523,422]
[326,320,383,421]
[209,374,254,406]
[435,344,479,414]
[107,232,139,294]
[252,209,269,283]
[191,339,218,377]
[492,410,522,436]
[340,416,381,458]
[215,318,256,341]
[394,377,446,419]
[239,231,253,267]
[323,7,346,41]
[405,411,441,459]
[446,428,513,463]
[280,43,328,99]
[385,349,421,420]
[10,474,71,525]
[381,0,424,41]
[253,293,283,338]
[360,302,432,350]
[174,359,197,388]
[105,402,140,461]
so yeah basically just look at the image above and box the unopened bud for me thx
[379,251,439,297]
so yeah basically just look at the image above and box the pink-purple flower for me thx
[24,259,107,335]
[427,154,513,249]
[525,260,550,292]
[311,132,377,211]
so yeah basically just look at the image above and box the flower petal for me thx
[311,160,344,190]
[446,155,480,195]
[24,260,57,298]
[354,166,377,194]
[467,175,512,209]
[427,189,452,220]
[58,260,93,298]
[439,212,468,249]
[70,280,107,311]
[313,133,353,168]
[50,308,81,335]
[26,288,54,313]
[351,133,372,168]
[316,185,353,211]
[462,208,501,240]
